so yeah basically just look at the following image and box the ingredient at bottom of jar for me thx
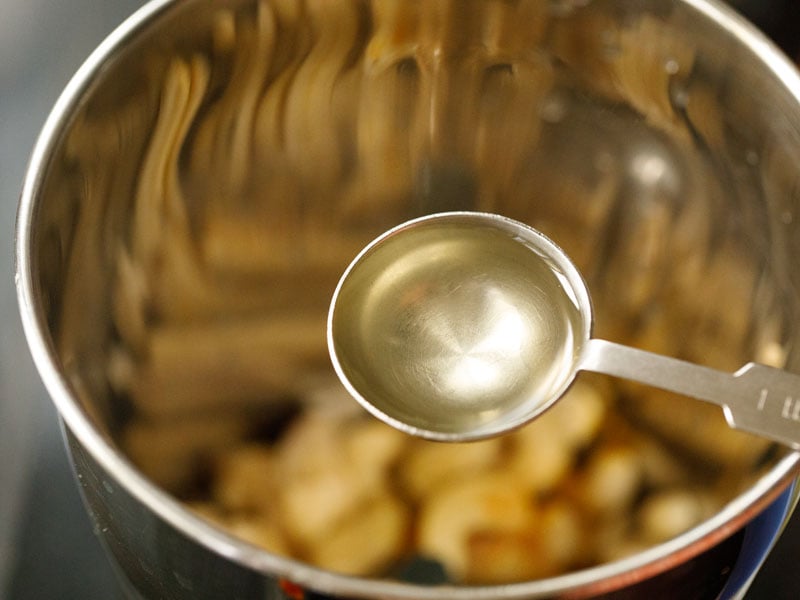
[176,375,757,583]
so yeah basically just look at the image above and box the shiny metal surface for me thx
[329,212,590,441]
[13,0,800,598]
[579,340,800,449]
[1,1,142,597]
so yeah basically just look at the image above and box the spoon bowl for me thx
[328,212,591,440]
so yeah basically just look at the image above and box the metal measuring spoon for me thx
[327,211,800,448]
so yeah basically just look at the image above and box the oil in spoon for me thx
[328,214,587,438]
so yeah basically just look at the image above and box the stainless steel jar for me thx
[15,0,800,598]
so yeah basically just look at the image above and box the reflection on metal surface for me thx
[329,214,585,438]
[13,0,800,597]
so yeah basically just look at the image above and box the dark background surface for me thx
[2,1,799,598]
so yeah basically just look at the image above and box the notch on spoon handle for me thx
[579,339,800,450]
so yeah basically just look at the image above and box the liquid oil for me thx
[331,217,587,435]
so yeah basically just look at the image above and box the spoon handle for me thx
[579,339,800,450]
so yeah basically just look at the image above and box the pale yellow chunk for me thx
[417,474,537,579]
[310,494,410,576]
